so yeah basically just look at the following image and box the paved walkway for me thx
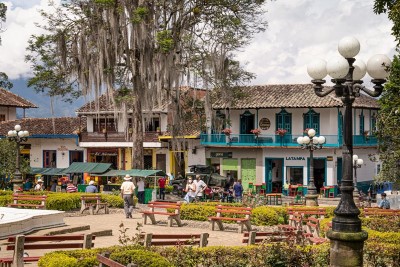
[62,210,246,248]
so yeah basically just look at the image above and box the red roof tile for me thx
[0,88,37,108]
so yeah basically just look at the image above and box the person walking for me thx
[158,176,166,200]
[85,181,98,193]
[120,174,135,218]
[194,175,207,201]
[184,177,197,203]
[137,178,145,204]
[233,179,244,202]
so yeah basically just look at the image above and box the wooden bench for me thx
[242,230,295,245]
[304,217,327,245]
[278,212,303,233]
[7,194,47,209]
[141,202,182,227]
[80,195,109,215]
[287,207,326,221]
[208,205,252,233]
[364,208,400,217]
[139,233,209,247]
[0,234,95,267]
[97,252,137,267]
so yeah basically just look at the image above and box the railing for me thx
[79,131,161,143]
[200,134,377,147]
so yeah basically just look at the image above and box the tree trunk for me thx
[131,75,144,169]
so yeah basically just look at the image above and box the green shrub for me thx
[38,252,78,267]
[179,203,215,221]
[366,229,400,244]
[100,194,124,208]
[165,185,173,193]
[110,249,172,267]
[0,194,12,206]
[361,217,400,232]
[251,206,279,226]
[46,193,81,211]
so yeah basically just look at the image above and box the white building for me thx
[201,84,380,195]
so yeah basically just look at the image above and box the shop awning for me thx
[97,169,166,177]
[29,167,68,175]
[63,162,112,174]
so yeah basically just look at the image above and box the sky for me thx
[0,0,396,116]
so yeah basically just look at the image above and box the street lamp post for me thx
[297,129,326,206]
[7,125,29,192]
[307,36,390,267]
[352,155,363,207]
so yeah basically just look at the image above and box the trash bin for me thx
[144,188,153,204]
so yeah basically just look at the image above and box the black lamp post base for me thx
[327,230,368,267]
[305,194,319,206]
[353,190,360,207]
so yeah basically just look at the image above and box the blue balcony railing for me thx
[200,133,377,147]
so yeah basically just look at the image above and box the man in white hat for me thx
[34,178,44,191]
[85,180,98,193]
[120,174,136,218]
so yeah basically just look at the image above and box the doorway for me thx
[240,111,255,143]
[265,158,284,193]
[307,158,327,193]
[170,151,187,177]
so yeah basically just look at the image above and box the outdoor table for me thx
[266,193,282,205]
[289,185,298,196]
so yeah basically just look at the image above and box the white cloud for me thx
[0,0,60,79]
[0,0,396,85]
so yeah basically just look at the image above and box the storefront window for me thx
[286,166,303,185]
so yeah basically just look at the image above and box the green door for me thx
[241,158,256,191]
[265,159,273,193]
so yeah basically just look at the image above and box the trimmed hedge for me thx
[0,192,124,210]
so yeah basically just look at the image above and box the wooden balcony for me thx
[79,131,161,143]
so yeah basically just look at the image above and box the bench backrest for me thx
[139,233,208,247]
[12,194,47,206]
[288,212,303,230]
[288,208,326,220]
[306,217,321,237]
[7,234,95,250]
[147,203,181,214]
[242,231,292,245]
[215,206,252,218]
[364,208,399,217]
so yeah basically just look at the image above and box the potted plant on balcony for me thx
[275,128,287,136]
[250,128,261,136]
[363,130,370,141]
[222,128,232,136]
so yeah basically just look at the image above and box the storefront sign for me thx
[94,152,118,156]
[259,118,271,130]
[285,156,305,160]
[211,152,232,158]
[57,145,68,151]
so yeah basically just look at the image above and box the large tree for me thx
[374,0,400,183]
[27,0,268,169]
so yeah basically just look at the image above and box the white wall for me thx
[29,138,82,168]
[0,106,17,121]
